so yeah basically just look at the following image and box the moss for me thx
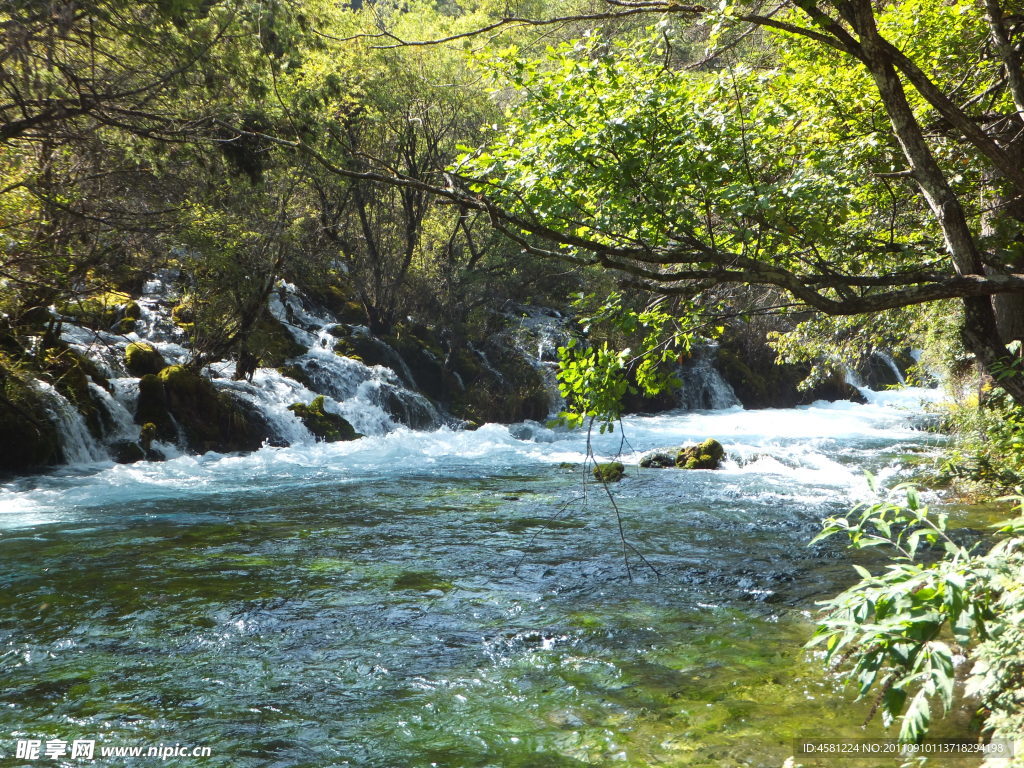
[246,314,304,368]
[57,291,139,332]
[593,461,625,483]
[391,571,452,592]
[676,439,726,470]
[124,343,166,377]
[288,395,358,442]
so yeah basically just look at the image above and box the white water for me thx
[0,386,944,529]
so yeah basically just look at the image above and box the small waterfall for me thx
[268,283,443,432]
[506,305,573,414]
[677,346,741,410]
[88,381,138,442]
[873,350,906,386]
[36,382,107,464]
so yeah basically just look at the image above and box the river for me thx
[1,388,983,767]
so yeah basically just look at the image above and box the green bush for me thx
[810,480,1024,746]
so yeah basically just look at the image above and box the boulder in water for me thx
[288,395,358,442]
[110,439,146,464]
[135,373,176,441]
[125,343,166,377]
[593,461,625,482]
[639,450,676,468]
[676,438,725,470]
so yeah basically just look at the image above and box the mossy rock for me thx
[125,343,166,377]
[676,438,726,470]
[170,299,195,329]
[277,364,315,391]
[42,345,108,439]
[140,366,271,453]
[0,364,61,471]
[288,395,358,442]
[452,341,550,425]
[246,313,304,368]
[134,374,176,442]
[58,291,139,333]
[593,461,625,483]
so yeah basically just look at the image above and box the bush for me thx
[810,480,1024,746]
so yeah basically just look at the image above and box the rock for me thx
[134,373,176,442]
[639,450,675,468]
[138,365,272,453]
[676,438,726,470]
[0,362,61,472]
[593,461,625,482]
[245,314,305,368]
[58,291,139,332]
[124,343,166,377]
[276,364,315,391]
[110,439,146,464]
[288,395,358,442]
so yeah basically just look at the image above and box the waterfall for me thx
[268,283,443,433]
[677,346,741,410]
[36,382,107,464]
[873,350,906,386]
[88,381,138,442]
[506,305,573,414]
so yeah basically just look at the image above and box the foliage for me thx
[809,482,1024,743]
[555,291,695,430]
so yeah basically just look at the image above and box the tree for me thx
[329,0,1024,405]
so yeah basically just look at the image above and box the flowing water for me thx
[0,388,987,767]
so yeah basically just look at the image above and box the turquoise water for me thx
[0,391,981,767]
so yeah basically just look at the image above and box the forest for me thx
[2,0,1024,766]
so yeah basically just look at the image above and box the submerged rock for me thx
[288,395,358,442]
[676,438,725,470]
[593,461,625,483]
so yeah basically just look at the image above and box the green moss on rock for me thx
[676,438,726,470]
[135,374,176,442]
[288,395,358,442]
[593,461,625,483]
[125,343,166,377]
[246,314,304,368]
[58,291,139,332]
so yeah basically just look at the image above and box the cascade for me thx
[873,350,907,386]
[676,345,741,410]
[35,382,107,464]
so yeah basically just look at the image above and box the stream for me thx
[0,388,985,767]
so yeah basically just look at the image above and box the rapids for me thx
[0,387,982,767]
